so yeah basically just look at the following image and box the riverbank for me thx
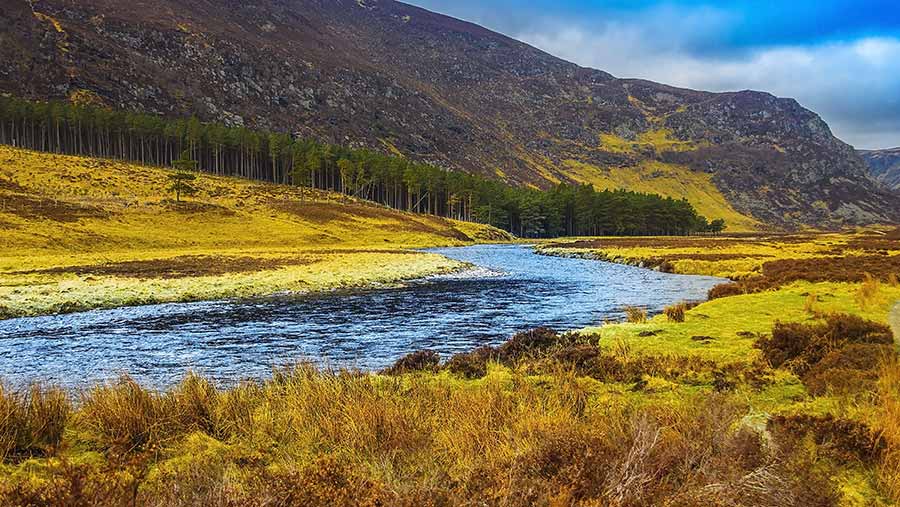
[0,147,509,319]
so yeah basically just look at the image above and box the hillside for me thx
[860,148,900,191]
[2,0,899,229]
[0,146,508,317]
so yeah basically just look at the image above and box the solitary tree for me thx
[168,150,198,202]
[168,172,197,202]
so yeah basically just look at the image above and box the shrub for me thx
[708,282,745,300]
[663,302,686,323]
[385,350,441,375]
[759,314,895,396]
[623,306,647,324]
[800,341,892,397]
[445,346,495,379]
[758,314,893,373]
[496,327,562,362]
[770,414,886,464]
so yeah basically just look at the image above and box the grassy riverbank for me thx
[2,231,900,505]
[0,147,509,318]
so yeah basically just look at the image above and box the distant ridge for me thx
[859,148,900,191]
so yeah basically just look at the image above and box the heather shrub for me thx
[758,314,893,372]
[802,343,891,396]
[495,327,562,361]
[385,350,441,375]
[708,281,745,300]
[770,414,886,464]
[445,346,495,379]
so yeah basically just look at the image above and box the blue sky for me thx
[407,0,900,149]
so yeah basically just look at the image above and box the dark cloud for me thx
[406,0,900,149]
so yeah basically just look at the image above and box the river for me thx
[0,244,725,388]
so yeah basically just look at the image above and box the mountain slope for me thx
[3,0,899,229]
[859,148,900,191]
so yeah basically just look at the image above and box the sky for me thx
[407,0,900,150]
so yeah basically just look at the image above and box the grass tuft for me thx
[0,383,70,461]
[78,376,171,454]
[623,306,648,324]
[857,273,882,309]
[663,302,687,323]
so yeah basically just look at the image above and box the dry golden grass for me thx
[857,273,883,310]
[877,356,900,502]
[1,313,898,505]
[0,365,853,506]
[0,383,69,461]
[804,292,819,315]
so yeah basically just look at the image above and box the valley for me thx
[1,0,900,505]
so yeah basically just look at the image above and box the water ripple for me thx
[0,245,725,388]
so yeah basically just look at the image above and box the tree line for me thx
[0,95,724,237]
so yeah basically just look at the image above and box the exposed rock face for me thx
[3,0,898,228]
[859,148,900,191]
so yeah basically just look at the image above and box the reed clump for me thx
[856,273,882,309]
[663,302,687,323]
[623,305,648,324]
[0,383,70,461]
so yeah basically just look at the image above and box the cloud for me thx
[408,1,900,149]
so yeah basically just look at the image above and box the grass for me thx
[597,129,704,155]
[560,159,760,232]
[0,147,509,318]
[539,232,900,279]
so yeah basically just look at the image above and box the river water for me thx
[0,245,725,388]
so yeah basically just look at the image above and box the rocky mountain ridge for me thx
[859,148,900,191]
[2,0,899,228]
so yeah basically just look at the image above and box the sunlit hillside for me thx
[562,160,761,233]
[0,147,509,318]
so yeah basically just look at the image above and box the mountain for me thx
[859,148,900,191]
[3,0,899,229]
